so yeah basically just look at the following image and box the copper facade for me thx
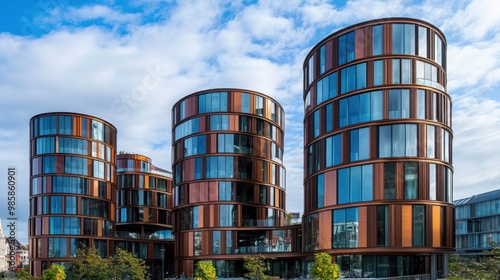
[302,18,454,278]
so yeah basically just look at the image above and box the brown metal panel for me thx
[324,170,337,206]
[432,205,441,247]
[390,204,397,247]
[374,163,384,200]
[318,211,332,250]
[358,206,367,247]
[401,205,412,247]
[355,28,366,59]
[394,204,402,246]
[325,40,333,71]
[198,205,204,228]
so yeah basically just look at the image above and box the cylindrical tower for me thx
[115,153,175,278]
[29,113,117,276]
[171,89,287,277]
[302,18,453,278]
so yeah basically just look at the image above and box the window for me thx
[198,91,228,113]
[205,156,234,179]
[427,125,435,158]
[304,214,319,251]
[65,156,88,175]
[416,61,442,90]
[373,60,383,86]
[65,196,77,214]
[404,162,418,199]
[58,116,73,134]
[316,72,337,104]
[392,23,415,55]
[338,31,355,65]
[413,205,425,246]
[36,137,55,155]
[91,120,104,141]
[418,26,427,58]
[325,134,342,167]
[50,196,63,214]
[184,135,207,156]
[38,115,56,136]
[442,129,450,162]
[325,104,333,132]
[48,238,67,257]
[174,117,200,141]
[42,156,56,174]
[52,176,88,194]
[212,231,221,254]
[81,118,88,137]
[93,160,104,179]
[317,174,324,208]
[241,93,251,113]
[340,63,366,94]
[392,59,411,84]
[384,162,396,199]
[372,25,383,55]
[350,127,370,161]
[333,207,358,248]
[226,231,233,254]
[445,167,453,203]
[239,116,249,132]
[376,205,389,246]
[319,45,326,74]
[417,90,426,119]
[219,181,234,201]
[255,95,264,116]
[308,55,314,85]
[378,124,417,157]
[388,89,410,119]
[337,164,373,204]
[313,110,320,137]
[435,34,443,66]
[179,100,186,121]
[59,137,88,155]
[220,205,236,227]
[210,115,229,131]
[429,164,436,200]
[339,90,383,127]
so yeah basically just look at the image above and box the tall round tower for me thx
[302,18,453,278]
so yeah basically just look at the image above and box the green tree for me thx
[41,264,66,280]
[194,260,216,280]
[66,247,111,280]
[447,242,500,280]
[110,248,148,280]
[243,255,273,280]
[309,252,340,280]
[16,266,37,280]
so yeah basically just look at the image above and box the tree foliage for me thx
[194,260,216,280]
[66,247,148,280]
[41,264,66,280]
[244,255,273,280]
[447,242,500,280]
[309,252,340,280]
[16,266,37,280]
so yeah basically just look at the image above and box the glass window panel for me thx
[359,93,370,122]
[371,90,383,120]
[376,205,389,246]
[384,162,396,199]
[429,164,436,200]
[402,59,411,84]
[389,90,401,119]
[317,174,324,208]
[372,25,383,55]
[350,129,359,161]
[338,168,349,204]
[404,24,415,55]
[392,24,403,54]
[313,110,320,137]
[418,26,427,58]
[347,65,356,93]
[413,205,425,246]
[404,162,418,199]
[359,127,370,160]
[349,95,359,125]
[350,166,362,203]
[392,59,400,84]
[373,60,383,86]
[326,104,333,132]
[362,164,373,201]
[427,125,435,158]
[392,124,405,156]
[339,98,348,127]
[357,63,366,89]
[319,45,326,74]
[308,55,314,85]
[405,124,417,156]
[417,89,426,119]
[379,126,391,158]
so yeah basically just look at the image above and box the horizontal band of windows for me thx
[32,116,116,146]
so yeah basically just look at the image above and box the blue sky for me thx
[0,0,499,244]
